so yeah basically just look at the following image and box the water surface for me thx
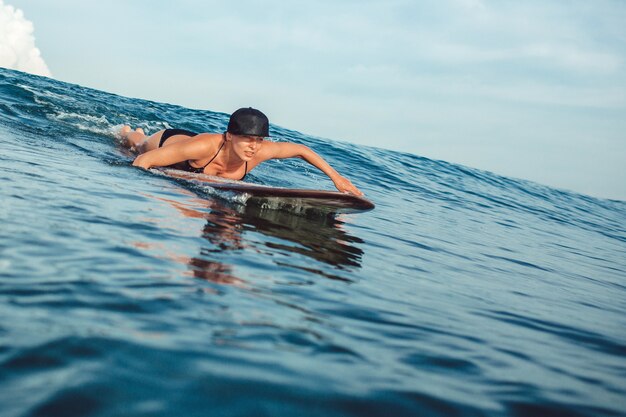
[1,67,625,417]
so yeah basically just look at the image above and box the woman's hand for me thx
[333,176,364,196]
[132,154,151,169]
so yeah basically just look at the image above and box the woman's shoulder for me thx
[190,132,224,149]
[254,140,309,163]
[166,132,223,160]
[195,132,223,141]
[256,139,283,156]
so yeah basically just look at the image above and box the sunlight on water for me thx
[1,68,625,417]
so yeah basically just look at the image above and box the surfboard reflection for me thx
[212,200,362,256]
[146,189,365,285]
[186,198,365,284]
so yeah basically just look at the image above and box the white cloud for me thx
[0,0,51,77]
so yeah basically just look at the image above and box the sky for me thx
[1,0,625,200]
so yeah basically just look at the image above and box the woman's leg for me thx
[119,125,145,149]
[119,126,163,153]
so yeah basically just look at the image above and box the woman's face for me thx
[229,133,264,160]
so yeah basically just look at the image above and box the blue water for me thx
[1,67,625,417]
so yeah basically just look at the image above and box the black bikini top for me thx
[160,130,247,180]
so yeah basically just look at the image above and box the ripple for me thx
[2,66,626,417]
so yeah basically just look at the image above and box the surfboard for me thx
[159,169,375,213]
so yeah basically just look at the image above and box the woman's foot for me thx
[119,125,146,150]
[119,125,132,139]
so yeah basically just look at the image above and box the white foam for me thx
[50,111,112,135]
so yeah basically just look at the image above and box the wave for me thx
[1,67,625,417]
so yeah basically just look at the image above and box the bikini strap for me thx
[201,133,247,180]
[201,133,226,169]
[240,161,248,181]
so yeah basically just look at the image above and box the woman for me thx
[120,107,363,196]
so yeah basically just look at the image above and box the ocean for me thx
[1,67,625,417]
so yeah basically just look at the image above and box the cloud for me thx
[0,0,51,77]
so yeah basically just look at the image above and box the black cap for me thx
[227,107,269,137]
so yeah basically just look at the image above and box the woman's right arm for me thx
[132,135,211,169]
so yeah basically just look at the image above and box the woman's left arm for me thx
[263,142,363,196]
